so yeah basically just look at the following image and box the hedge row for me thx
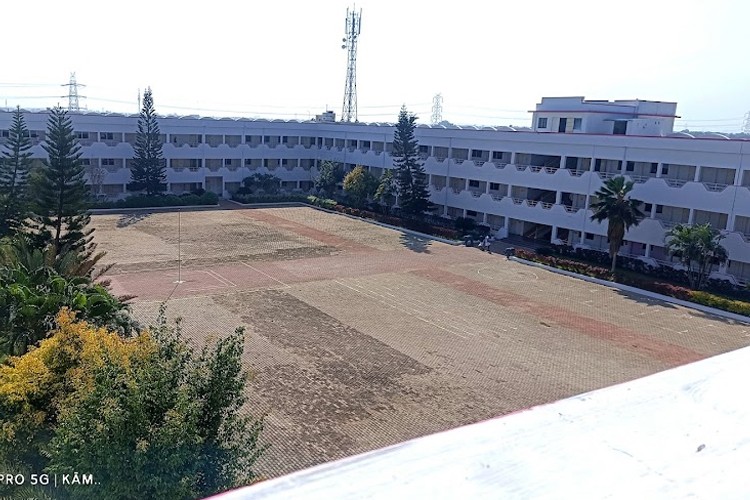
[515,249,750,317]
[92,192,219,209]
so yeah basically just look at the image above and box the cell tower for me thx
[62,72,86,112]
[431,93,444,125]
[743,112,750,134]
[341,6,362,122]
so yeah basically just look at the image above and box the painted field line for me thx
[206,269,238,287]
[239,261,291,289]
[138,285,293,304]
[333,279,470,340]
[349,279,482,338]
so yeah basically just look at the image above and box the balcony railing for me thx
[564,169,587,177]
[512,197,524,205]
[527,199,540,207]
[543,167,559,174]
[470,190,482,198]
[628,174,654,183]
[452,158,465,164]
[529,165,543,173]
[702,182,729,192]
[563,205,581,213]
[597,171,619,180]
[490,193,504,201]
[493,162,509,169]
[540,202,554,209]
[656,219,684,230]
[664,178,688,188]
[450,187,462,194]
[515,164,529,172]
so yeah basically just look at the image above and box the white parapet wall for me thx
[210,345,750,499]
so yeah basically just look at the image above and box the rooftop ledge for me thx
[210,344,750,499]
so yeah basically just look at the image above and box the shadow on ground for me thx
[117,213,152,228]
[399,234,431,253]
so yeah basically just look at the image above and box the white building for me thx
[2,96,750,283]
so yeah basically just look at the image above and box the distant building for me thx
[315,111,336,122]
[2,96,749,283]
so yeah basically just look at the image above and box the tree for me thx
[31,106,93,258]
[343,165,377,207]
[393,106,431,217]
[374,168,396,213]
[0,309,265,499]
[129,87,166,195]
[666,223,729,289]
[0,107,33,238]
[239,173,281,195]
[589,176,644,273]
[86,164,107,199]
[314,160,343,198]
[0,237,134,355]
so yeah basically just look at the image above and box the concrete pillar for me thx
[694,165,702,183]
[485,182,490,194]
[650,204,657,218]
[734,168,742,186]
[727,212,736,232]
[689,208,696,224]
[482,212,488,224]
[551,226,559,240]
[656,163,665,178]
[510,152,517,164]
[559,156,566,169]
[507,184,512,197]
[645,244,651,258]
[555,191,562,205]
[297,180,301,189]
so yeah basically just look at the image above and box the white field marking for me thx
[333,280,467,340]
[239,261,291,289]
[137,285,293,304]
[379,278,532,341]
[206,269,238,287]
[363,279,486,337]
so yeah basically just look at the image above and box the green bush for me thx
[689,291,750,316]
[92,192,219,209]
[232,193,309,204]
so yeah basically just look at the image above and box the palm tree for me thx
[589,176,645,273]
[666,223,728,289]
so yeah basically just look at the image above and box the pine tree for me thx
[130,87,165,195]
[0,107,32,238]
[393,106,431,217]
[31,106,93,257]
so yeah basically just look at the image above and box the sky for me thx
[2,0,749,132]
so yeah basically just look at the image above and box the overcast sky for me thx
[2,0,748,131]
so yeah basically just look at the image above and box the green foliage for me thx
[306,195,338,209]
[0,238,135,355]
[666,223,729,289]
[0,107,33,238]
[373,168,396,212]
[129,87,166,196]
[689,290,750,316]
[589,176,644,272]
[393,106,431,217]
[0,309,265,499]
[454,216,477,234]
[342,166,377,207]
[238,173,282,195]
[29,106,93,258]
[232,193,310,204]
[314,160,343,197]
[92,192,219,209]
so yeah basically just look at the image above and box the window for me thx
[594,159,602,172]
[613,121,628,135]
[492,152,504,160]
[1,130,10,138]
[282,136,289,143]
[662,165,669,175]
[225,159,232,166]
[644,203,653,213]
[489,182,500,190]
[585,232,594,240]
[537,117,548,129]
[466,210,478,217]
[573,118,582,130]
[245,159,252,165]
[468,180,480,188]
[655,205,663,214]
[650,163,658,174]
[100,132,115,141]
[244,135,252,142]
[81,159,91,166]
[76,132,89,139]
[101,159,115,166]
[626,161,635,172]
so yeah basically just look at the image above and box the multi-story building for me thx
[2,96,750,283]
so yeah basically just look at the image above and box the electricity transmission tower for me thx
[431,93,443,125]
[743,112,750,134]
[341,6,362,122]
[62,72,86,111]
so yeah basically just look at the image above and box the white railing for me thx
[656,219,684,230]
[512,197,524,205]
[665,178,688,188]
[702,182,729,192]
[493,162,509,169]
[470,191,482,198]
[540,202,554,209]
[527,199,540,207]
[597,171,619,180]
[451,187,462,194]
[543,167,559,174]
[515,164,529,172]
[529,165,543,173]
[453,158,465,164]
[435,156,447,162]
[490,194,504,201]
[628,174,653,183]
